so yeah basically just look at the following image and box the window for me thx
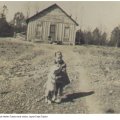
[50,25,56,33]
[36,23,42,38]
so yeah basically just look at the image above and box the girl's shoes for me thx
[55,98,61,103]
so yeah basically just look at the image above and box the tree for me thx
[92,28,102,45]
[0,5,14,37]
[109,26,120,47]
[100,32,107,45]
[12,12,27,33]
[83,31,93,44]
[75,27,108,46]
[0,18,14,37]
[75,29,84,45]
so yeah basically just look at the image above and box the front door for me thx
[49,24,56,41]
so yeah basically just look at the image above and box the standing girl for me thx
[54,51,70,103]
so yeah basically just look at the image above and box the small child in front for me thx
[54,51,70,103]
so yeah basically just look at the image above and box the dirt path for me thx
[59,46,102,113]
[72,51,103,113]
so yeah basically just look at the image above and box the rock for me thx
[109,90,113,95]
[94,80,99,82]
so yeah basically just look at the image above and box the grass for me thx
[0,38,120,113]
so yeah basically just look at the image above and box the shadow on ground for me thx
[62,91,94,103]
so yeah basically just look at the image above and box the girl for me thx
[54,51,70,103]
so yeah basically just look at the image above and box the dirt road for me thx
[58,46,103,113]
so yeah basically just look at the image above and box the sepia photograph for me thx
[0,1,120,114]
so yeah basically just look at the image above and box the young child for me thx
[44,65,61,104]
[54,51,70,103]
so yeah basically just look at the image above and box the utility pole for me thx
[34,2,39,14]
[25,2,30,19]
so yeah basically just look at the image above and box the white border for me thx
[0,114,120,120]
[1,0,120,1]
[1,0,120,120]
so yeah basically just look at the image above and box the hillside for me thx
[0,38,120,113]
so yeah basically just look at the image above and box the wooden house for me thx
[26,4,78,45]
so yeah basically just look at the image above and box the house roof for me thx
[26,4,79,26]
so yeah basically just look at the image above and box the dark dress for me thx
[55,60,70,94]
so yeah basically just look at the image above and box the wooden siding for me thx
[27,7,77,44]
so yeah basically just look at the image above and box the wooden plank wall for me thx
[27,21,76,45]
[27,22,76,45]
[27,23,30,40]
[57,23,62,41]
[70,24,75,44]
[42,21,50,42]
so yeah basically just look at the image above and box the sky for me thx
[1,1,120,36]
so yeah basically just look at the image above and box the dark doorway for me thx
[50,24,56,41]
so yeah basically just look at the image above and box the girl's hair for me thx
[54,51,64,64]
[55,51,62,57]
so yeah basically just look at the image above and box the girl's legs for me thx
[55,83,63,103]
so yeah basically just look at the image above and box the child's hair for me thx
[54,51,63,64]
[55,51,62,57]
